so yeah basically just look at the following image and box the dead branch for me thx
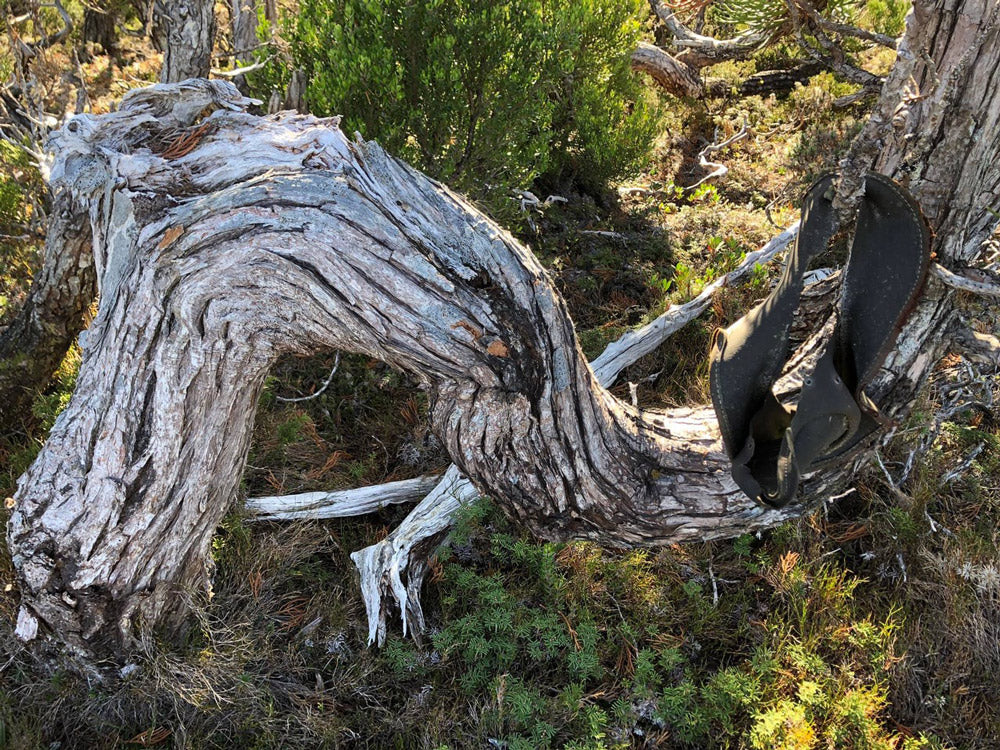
[647,0,771,68]
[932,263,1000,297]
[6,0,72,55]
[785,0,884,89]
[630,41,704,97]
[246,475,443,522]
[684,120,750,191]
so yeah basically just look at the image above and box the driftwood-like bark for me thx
[246,475,442,522]
[631,42,704,98]
[0,192,94,429]
[7,81,803,659]
[348,223,802,645]
[158,0,217,82]
[352,465,475,645]
[8,0,1000,664]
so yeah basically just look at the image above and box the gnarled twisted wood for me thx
[9,0,1000,660]
[6,81,790,658]
[346,221,802,645]
[630,42,704,98]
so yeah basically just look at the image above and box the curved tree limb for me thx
[630,41,704,98]
[4,82,806,660]
[346,219,800,645]
[647,0,771,69]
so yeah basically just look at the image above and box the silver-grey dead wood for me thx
[6,0,1000,669]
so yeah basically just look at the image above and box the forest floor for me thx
[1,20,999,750]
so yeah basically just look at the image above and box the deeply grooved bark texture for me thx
[158,0,216,82]
[0,192,95,427]
[8,0,1000,663]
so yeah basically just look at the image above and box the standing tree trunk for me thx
[0,193,94,430]
[81,7,117,59]
[157,0,217,82]
[7,0,1000,668]
[229,0,258,92]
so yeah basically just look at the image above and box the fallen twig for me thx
[211,56,274,79]
[932,262,1000,296]
[685,120,750,191]
[275,352,341,403]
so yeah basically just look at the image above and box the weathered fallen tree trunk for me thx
[347,222,816,645]
[8,0,1000,665]
[243,220,800,642]
[5,82,809,660]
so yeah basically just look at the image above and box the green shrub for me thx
[257,0,658,218]
[863,0,910,37]
[0,141,44,325]
[540,0,661,195]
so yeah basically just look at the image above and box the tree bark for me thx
[8,0,1000,665]
[229,0,258,92]
[230,0,257,61]
[81,7,117,58]
[157,0,217,82]
[630,42,704,98]
[0,193,94,431]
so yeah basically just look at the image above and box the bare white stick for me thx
[211,57,274,79]
[275,352,341,403]
[932,262,1000,296]
[592,220,799,386]
[246,474,442,521]
[684,121,750,191]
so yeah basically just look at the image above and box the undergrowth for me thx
[255,0,660,220]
